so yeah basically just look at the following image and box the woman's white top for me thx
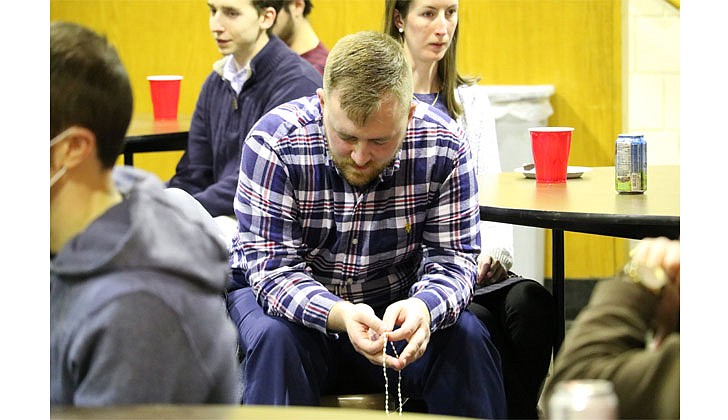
[455,84,515,268]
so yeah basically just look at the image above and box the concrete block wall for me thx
[626,0,680,165]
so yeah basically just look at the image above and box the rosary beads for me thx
[382,333,403,416]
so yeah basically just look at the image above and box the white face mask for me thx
[50,128,72,189]
[50,166,67,189]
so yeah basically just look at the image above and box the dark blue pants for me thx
[226,287,507,419]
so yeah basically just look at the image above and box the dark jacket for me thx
[543,277,679,419]
[168,36,322,216]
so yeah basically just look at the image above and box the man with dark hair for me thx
[168,0,322,219]
[50,21,240,406]
[272,0,328,74]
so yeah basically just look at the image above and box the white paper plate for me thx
[514,166,592,179]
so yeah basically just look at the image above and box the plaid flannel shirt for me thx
[230,95,481,334]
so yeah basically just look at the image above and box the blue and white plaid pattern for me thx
[230,95,481,334]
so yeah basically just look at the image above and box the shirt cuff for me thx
[302,290,343,335]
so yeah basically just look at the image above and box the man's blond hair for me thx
[323,31,412,126]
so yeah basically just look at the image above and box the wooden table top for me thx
[477,165,680,239]
[126,113,192,139]
[479,165,679,217]
[51,404,474,420]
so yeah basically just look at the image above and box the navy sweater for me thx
[168,36,322,216]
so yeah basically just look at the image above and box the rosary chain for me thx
[383,333,403,416]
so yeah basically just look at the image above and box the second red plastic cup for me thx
[529,127,574,183]
[147,75,183,120]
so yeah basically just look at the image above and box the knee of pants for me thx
[226,288,306,356]
[438,311,498,359]
[244,314,302,351]
[505,280,555,320]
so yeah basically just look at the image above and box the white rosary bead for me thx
[382,333,403,416]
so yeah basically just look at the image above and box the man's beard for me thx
[276,12,295,45]
[331,155,393,187]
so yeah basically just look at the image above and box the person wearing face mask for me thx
[383,1,555,418]
[49,135,70,188]
[50,21,240,405]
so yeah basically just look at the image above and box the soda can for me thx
[548,379,619,420]
[615,133,647,194]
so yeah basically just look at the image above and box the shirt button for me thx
[352,238,358,245]
[346,278,353,285]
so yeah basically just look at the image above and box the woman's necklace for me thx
[414,91,439,106]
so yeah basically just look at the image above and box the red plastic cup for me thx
[147,75,182,120]
[529,127,574,183]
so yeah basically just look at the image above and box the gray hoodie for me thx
[51,166,239,405]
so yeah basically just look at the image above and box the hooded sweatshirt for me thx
[51,166,239,406]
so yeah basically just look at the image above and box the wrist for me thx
[327,300,355,332]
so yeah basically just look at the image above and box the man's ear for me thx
[292,0,306,18]
[406,100,417,124]
[316,88,325,110]
[54,126,96,170]
[260,7,277,30]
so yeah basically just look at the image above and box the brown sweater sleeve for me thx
[543,277,679,419]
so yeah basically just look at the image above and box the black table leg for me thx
[552,229,565,356]
[124,151,134,166]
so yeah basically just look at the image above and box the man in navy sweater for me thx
[168,0,322,217]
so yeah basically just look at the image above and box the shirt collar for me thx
[222,55,252,95]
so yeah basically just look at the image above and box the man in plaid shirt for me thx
[226,31,506,418]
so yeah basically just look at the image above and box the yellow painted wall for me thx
[51,0,221,180]
[453,0,629,278]
[50,0,628,278]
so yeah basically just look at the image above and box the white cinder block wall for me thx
[625,0,680,165]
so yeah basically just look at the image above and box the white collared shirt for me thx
[222,55,251,95]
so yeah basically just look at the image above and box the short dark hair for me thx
[252,0,286,35]
[282,0,313,17]
[50,21,133,169]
